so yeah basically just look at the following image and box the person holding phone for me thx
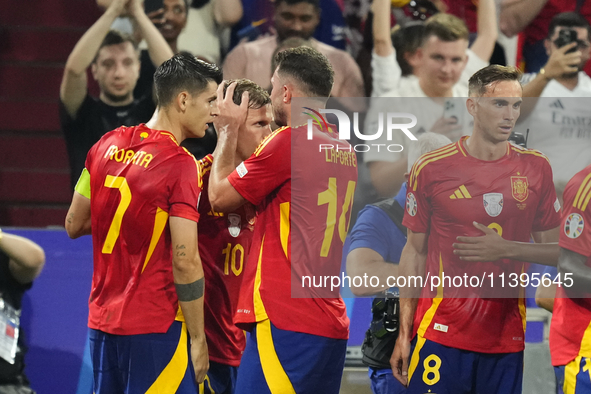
[520,12,591,185]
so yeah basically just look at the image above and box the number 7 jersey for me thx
[83,124,201,335]
[228,123,357,339]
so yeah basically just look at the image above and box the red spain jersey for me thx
[228,123,357,339]
[550,164,591,366]
[85,124,201,335]
[403,136,561,353]
[197,154,255,366]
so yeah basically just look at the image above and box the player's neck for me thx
[146,108,184,143]
[464,134,508,161]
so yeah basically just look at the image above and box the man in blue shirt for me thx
[345,132,452,394]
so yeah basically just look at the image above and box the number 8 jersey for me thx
[81,124,201,335]
[228,123,357,340]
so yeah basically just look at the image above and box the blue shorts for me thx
[200,361,238,394]
[557,357,591,394]
[368,367,406,394]
[406,335,523,394]
[89,320,198,394]
[235,319,347,394]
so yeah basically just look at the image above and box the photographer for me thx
[345,132,451,394]
[520,12,591,185]
[0,229,45,394]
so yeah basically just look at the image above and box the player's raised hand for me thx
[453,221,508,262]
[213,81,250,136]
[190,337,209,384]
[126,0,145,18]
[108,0,131,16]
[391,337,410,386]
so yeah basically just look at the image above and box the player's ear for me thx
[283,84,292,104]
[466,97,477,117]
[91,63,98,81]
[177,92,189,112]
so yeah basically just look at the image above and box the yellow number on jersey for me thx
[102,175,132,254]
[422,354,442,386]
[222,242,244,276]
[317,177,356,257]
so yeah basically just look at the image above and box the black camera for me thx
[555,29,579,53]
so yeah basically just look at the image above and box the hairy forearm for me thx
[523,74,549,97]
[398,243,426,338]
[504,242,559,266]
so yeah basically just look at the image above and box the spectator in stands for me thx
[60,0,173,188]
[500,0,591,74]
[0,229,45,394]
[519,12,591,185]
[364,0,496,198]
[223,0,364,97]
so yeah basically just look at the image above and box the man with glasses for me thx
[520,12,591,185]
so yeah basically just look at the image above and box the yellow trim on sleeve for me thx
[74,168,91,199]
[254,127,288,157]
[574,173,591,211]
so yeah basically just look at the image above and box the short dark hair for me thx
[392,22,425,77]
[223,79,271,109]
[154,52,223,106]
[548,12,591,40]
[270,37,313,75]
[422,13,469,44]
[468,65,522,96]
[274,46,334,97]
[93,30,138,63]
[275,0,320,9]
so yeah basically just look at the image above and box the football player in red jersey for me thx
[549,163,591,394]
[208,46,357,394]
[196,79,272,394]
[391,64,561,394]
[65,53,221,393]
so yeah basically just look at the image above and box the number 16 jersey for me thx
[228,123,357,340]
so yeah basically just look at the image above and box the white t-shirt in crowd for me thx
[519,72,591,184]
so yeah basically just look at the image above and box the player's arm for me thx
[209,82,249,212]
[60,0,129,118]
[169,216,208,383]
[558,247,591,296]
[535,281,556,312]
[347,248,399,296]
[372,0,393,58]
[469,0,498,63]
[391,229,428,387]
[498,0,548,38]
[0,230,45,285]
[128,0,174,67]
[66,168,92,239]
[453,222,559,266]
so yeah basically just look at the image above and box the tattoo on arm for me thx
[67,213,74,224]
[175,278,204,301]
[176,244,186,257]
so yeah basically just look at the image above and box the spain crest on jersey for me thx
[564,213,584,239]
[511,176,529,202]
[227,213,241,238]
[483,193,503,217]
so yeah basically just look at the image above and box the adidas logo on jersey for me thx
[449,185,472,199]
[549,99,564,109]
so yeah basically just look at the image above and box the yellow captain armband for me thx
[75,168,91,199]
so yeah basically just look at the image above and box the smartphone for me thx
[443,99,464,126]
[555,28,578,54]
[144,0,164,14]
